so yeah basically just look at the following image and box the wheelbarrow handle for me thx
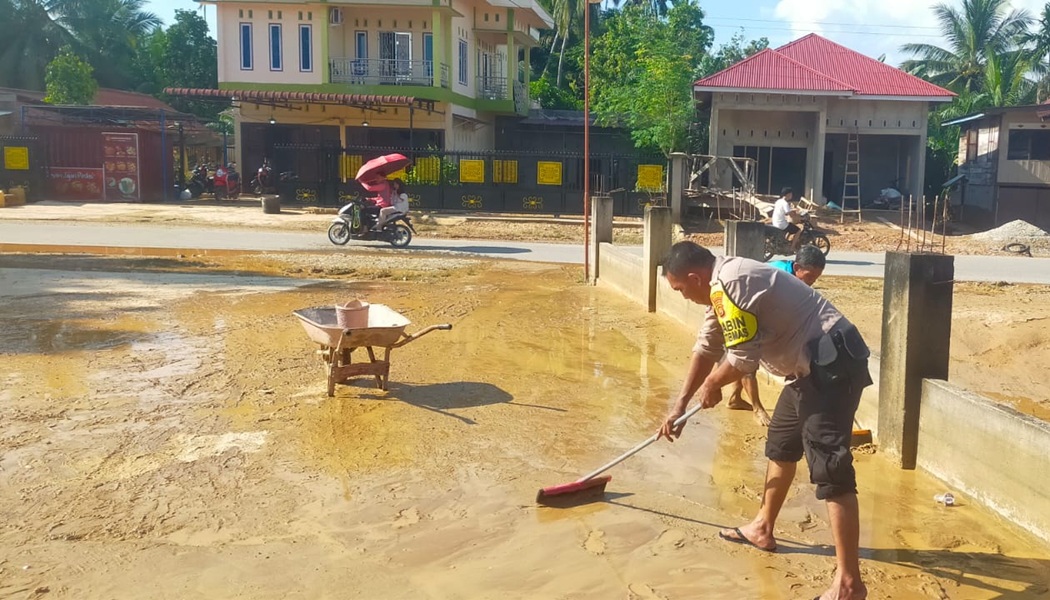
[391,323,453,347]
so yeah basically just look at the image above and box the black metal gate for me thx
[271,143,667,216]
[0,135,45,198]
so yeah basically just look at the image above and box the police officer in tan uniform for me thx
[657,241,872,600]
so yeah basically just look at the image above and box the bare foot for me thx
[753,406,771,427]
[727,388,751,411]
[815,573,867,600]
[717,522,777,552]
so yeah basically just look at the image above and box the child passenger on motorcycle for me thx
[373,179,409,231]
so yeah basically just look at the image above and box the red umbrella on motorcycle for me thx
[355,153,412,191]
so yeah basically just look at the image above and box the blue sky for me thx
[145,0,1049,68]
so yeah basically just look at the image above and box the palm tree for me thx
[1022,2,1050,101]
[609,0,672,17]
[0,0,74,90]
[900,0,1032,94]
[62,0,161,88]
[552,0,584,87]
[980,49,1036,106]
[0,0,159,91]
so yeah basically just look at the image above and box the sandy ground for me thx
[1,253,1049,599]
[5,199,1048,255]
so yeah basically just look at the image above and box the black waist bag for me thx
[809,324,874,391]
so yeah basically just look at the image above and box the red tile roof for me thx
[695,48,855,93]
[695,33,955,99]
[164,87,417,106]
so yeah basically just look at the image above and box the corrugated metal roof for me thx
[94,89,176,110]
[694,34,955,99]
[776,34,954,98]
[695,48,855,93]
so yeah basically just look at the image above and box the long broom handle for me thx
[577,401,707,483]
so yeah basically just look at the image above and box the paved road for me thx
[2,221,1049,284]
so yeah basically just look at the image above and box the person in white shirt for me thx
[771,187,802,252]
[374,178,410,231]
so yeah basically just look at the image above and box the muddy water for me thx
[1,261,1049,599]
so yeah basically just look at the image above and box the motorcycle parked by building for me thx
[763,212,831,261]
[251,159,298,195]
[213,163,241,200]
[186,163,214,199]
[252,158,273,194]
[327,197,414,248]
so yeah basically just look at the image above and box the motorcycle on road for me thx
[763,212,831,261]
[327,197,414,248]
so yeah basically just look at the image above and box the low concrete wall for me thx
[655,267,707,331]
[594,238,1049,545]
[596,243,645,306]
[918,379,1050,543]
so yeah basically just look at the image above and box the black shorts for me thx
[783,223,800,235]
[765,371,864,500]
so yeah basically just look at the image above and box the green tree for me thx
[0,0,160,91]
[696,30,769,77]
[61,0,161,88]
[900,0,1031,93]
[1022,2,1050,101]
[592,0,713,155]
[552,0,584,87]
[609,0,672,17]
[0,0,73,90]
[157,10,219,119]
[44,46,98,104]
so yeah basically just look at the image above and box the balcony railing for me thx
[477,76,509,101]
[330,58,449,88]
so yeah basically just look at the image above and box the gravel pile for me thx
[972,220,1050,243]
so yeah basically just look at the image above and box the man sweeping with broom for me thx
[658,241,872,600]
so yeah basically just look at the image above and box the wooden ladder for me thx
[841,132,863,223]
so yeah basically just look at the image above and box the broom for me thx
[536,402,706,507]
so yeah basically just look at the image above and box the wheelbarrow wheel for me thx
[389,223,412,248]
[328,221,351,245]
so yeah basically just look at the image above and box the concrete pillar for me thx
[432,10,444,88]
[320,14,330,84]
[708,102,720,189]
[913,133,927,204]
[813,109,827,204]
[590,195,614,283]
[669,152,687,224]
[724,220,766,260]
[878,252,954,469]
[643,206,672,312]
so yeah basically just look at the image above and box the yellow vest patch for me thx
[710,282,758,347]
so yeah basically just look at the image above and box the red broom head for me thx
[535,476,612,507]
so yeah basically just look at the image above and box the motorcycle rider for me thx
[362,177,393,231]
[771,187,803,253]
[374,179,409,231]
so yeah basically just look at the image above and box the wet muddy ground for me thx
[1,254,1049,599]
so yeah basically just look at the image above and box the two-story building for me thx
[171,0,552,176]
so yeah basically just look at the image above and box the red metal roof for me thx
[777,34,953,98]
[695,48,855,93]
[695,34,955,99]
[164,87,417,106]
